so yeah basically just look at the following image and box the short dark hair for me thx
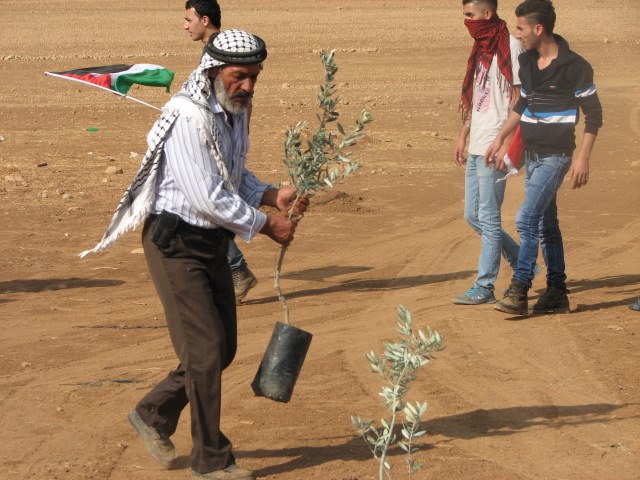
[515,0,555,34]
[462,0,498,10]
[185,0,221,29]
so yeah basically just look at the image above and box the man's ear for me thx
[207,66,219,79]
[201,15,210,27]
[534,23,544,37]
[485,9,494,20]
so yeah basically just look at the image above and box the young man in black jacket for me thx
[485,0,603,315]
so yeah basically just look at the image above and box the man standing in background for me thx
[184,0,221,44]
[184,0,260,304]
[453,0,526,306]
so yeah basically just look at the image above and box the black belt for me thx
[524,145,572,156]
[148,212,226,238]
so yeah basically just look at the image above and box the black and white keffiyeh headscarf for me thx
[206,29,267,65]
[80,29,267,258]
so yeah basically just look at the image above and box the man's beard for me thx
[214,76,251,114]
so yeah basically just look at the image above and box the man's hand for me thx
[453,137,468,166]
[260,213,301,246]
[568,132,596,189]
[487,145,508,171]
[568,154,589,189]
[484,138,504,168]
[485,109,521,166]
[261,187,310,216]
[453,123,470,166]
[274,187,310,215]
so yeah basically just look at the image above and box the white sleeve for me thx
[163,115,267,241]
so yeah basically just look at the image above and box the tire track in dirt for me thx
[325,199,639,480]
[2,1,639,479]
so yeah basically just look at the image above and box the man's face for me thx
[515,16,541,51]
[209,65,262,114]
[462,2,492,22]
[184,7,208,42]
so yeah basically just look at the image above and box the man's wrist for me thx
[260,188,278,207]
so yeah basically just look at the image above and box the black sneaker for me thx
[531,285,570,314]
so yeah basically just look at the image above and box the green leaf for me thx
[351,307,445,474]
[405,403,418,416]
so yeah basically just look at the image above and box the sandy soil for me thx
[1,1,639,479]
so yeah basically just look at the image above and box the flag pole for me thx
[44,72,162,111]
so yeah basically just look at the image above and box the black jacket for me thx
[514,35,603,154]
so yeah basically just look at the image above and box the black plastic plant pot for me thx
[251,322,313,403]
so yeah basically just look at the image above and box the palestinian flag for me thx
[49,64,175,94]
[503,125,525,175]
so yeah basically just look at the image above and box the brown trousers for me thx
[135,214,237,474]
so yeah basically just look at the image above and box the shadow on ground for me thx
[244,270,475,306]
[238,435,373,477]
[281,265,373,281]
[167,434,372,476]
[566,275,640,312]
[425,403,632,439]
[566,275,640,294]
[0,277,123,294]
[573,297,640,313]
[183,403,635,477]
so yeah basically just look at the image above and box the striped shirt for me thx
[514,36,602,154]
[152,96,271,242]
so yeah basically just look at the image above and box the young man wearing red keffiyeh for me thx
[452,0,530,306]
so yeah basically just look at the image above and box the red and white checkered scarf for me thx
[459,15,513,121]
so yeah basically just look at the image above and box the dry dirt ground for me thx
[1,1,639,479]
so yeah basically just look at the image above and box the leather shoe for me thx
[127,410,176,466]
[192,463,255,479]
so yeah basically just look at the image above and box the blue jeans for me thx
[227,239,245,270]
[464,154,520,291]
[513,151,572,287]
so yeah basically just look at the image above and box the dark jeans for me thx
[227,238,246,270]
[513,151,572,288]
[135,214,237,474]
